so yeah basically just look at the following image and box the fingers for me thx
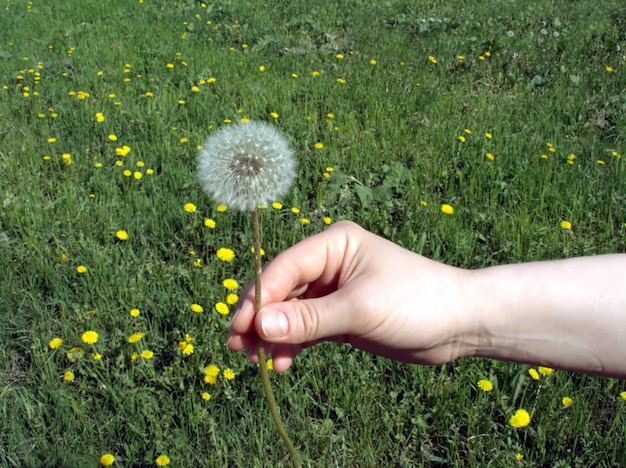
[230,221,362,337]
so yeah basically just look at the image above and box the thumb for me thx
[256,296,351,344]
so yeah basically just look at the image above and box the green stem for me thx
[251,210,302,467]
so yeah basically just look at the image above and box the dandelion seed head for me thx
[197,121,297,211]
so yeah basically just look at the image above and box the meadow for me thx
[1,0,625,466]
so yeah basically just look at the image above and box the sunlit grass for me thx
[1,0,625,465]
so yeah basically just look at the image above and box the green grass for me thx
[1,0,625,465]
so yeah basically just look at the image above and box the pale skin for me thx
[228,221,626,379]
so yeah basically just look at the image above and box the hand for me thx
[227,221,475,372]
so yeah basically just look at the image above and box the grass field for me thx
[1,0,626,466]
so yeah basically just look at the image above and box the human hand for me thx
[227,221,476,372]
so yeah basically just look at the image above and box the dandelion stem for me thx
[252,210,302,468]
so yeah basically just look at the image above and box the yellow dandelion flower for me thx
[217,204,228,212]
[130,352,138,361]
[92,353,102,361]
[300,218,310,225]
[127,332,145,343]
[63,370,75,382]
[485,132,493,139]
[538,366,554,376]
[528,368,540,380]
[250,247,265,256]
[323,217,332,225]
[509,409,531,428]
[216,248,235,262]
[116,230,129,240]
[133,171,142,180]
[49,337,63,349]
[141,350,154,360]
[562,397,573,407]
[108,134,118,141]
[190,303,204,313]
[223,279,238,290]
[66,347,84,362]
[215,302,229,315]
[486,153,495,161]
[99,454,115,466]
[441,204,454,215]
[428,55,437,64]
[477,379,493,392]
[180,342,194,356]
[291,207,300,214]
[272,202,283,209]
[204,218,216,228]
[223,368,236,380]
[81,330,98,345]
[314,142,324,149]
[266,358,274,371]
[620,391,626,401]
[270,111,279,119]
[259,65,266,72]
[184,202,197,213]
[205,364,220,376]
[130,308,140,317]
[204,373,217,384]
[76,265,87,274]
[95,112,105,122]
[155,455,170,466]
[458,135,466,142]
[226,293,239,305]
[202,392,211,401]
[123,170,132,177]
[515,453,523,461]
[370,59,377,65]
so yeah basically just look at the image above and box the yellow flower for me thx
[223,368,236,380]
[201,392,211,401]
[130,352,138,361]
[250,247,265,256]
[63,370,75,382]
[92,353,102,361]
[215,302,229,315]
[179,342,194,356]
[370,59,377,65]
[266,358,274,371]
[133,171,142,180]
[49,337,63,349]
[477,379,493,392]
[272,202,283,210]
[300,218,310,225]
[509,409,531,428]
[528,368,540,380]
[259,65,266,72]
[184,202,197,213]
[291,207,300,214]
[458,135,466,142]
[130,308,140,317]
[204,374,217,384]
[141,350,154,360]
[485,132,493,139]
[323,217,332,225]
[205,364,220,376]
[222,278,238,290]
[486,153,495,161]
[538,366,554,376]
[66,347,84,362]
[116,230,129,240]
[95,112,105,122]
[99,453,115,466]
[204,218,216,228]
[620,391,626,401]
[515,453,523,461]
[562,397,573,407]
[190,303,204,313]
[216,248,235,262]
[155,455,170,466]
[314,142,324,149]
[560,220,572,230]
[428,55,437,64]
[226,293,238,305]
[440,204,454,215]
[81,330,99,345]
[123,170,132,177]
[76,265,87,273]
[127,332,145,343]
[108,134,118,141]
[115,145,130,157]
[269,111,279,119]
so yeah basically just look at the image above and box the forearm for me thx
[467,254,626,378]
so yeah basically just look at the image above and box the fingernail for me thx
[261,309,288,339]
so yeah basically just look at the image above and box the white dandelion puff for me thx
[197,121,297,211]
